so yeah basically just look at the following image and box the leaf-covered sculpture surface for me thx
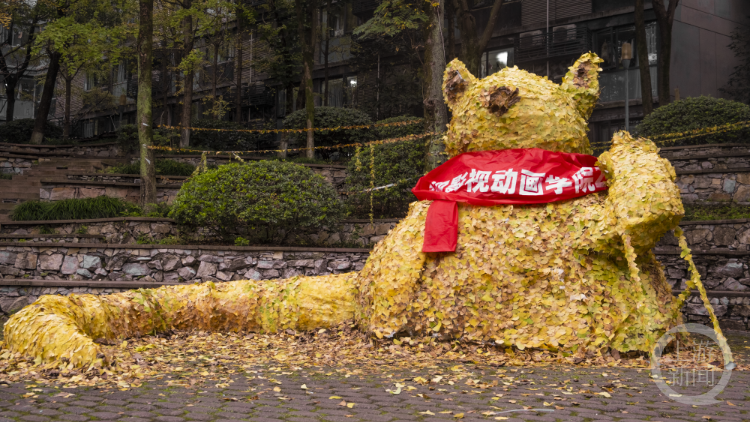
[4,53,720,366]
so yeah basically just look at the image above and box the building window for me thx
[327,78,344,107]
[83,73,97,91]
[594,23,658,103]
[480,48,514,78]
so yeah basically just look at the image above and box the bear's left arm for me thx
[597,131,684,253]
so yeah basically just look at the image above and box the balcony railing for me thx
[514,26,591,63]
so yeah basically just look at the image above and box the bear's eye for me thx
[445,69,468,101]
[479,86,520,116]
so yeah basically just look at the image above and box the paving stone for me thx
[58,414,92,421]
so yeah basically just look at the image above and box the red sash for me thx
[412,148,608,252]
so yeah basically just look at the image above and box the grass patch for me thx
[683,204,750,221]
[11,196,141,221]
[106,159,196,176]
[0,173,12,180]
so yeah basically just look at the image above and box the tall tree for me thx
[138,0,157,207]
[634,0,653,116]
[294,0,317,159]
[652,0,679,106]
[451,0,504,76]
[721,20,750,104]
[424,0,447,169]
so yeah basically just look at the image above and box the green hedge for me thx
[190,119,273,151]
[283,107,374,152]
[106,159,196,176]
[169,161,346,243]
[345,116,426,218]
[0,119,63,143]
[637,97,750,145]
[10,196,140,221]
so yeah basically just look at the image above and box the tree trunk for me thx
[295,0,317,159]
[323,0,331,106]
[212,44,218,100]
[634,0,653,116]
[4,81,16,122]
[446,0,456,62]
[451,0,504,76]
[29,51,61,144]
[179,1,194,147]
[138,0,157,208]
[63,76,71,138]
[653,0,679,106]
[424,0,448,170]
[234,21,243,123]
[285,82,295,115]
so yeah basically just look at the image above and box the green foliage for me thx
[0,173,12,180]
[76,226,89,235]
[0,119,63,143]
[354,0,428,39]
[117,124,176,155]
[10,197,140,221]
[158,236,184,245]
[169,161,346,244]
[143,202,173,218]
[234,236,250,246]
[345,117,427,218]
[637,97,750,144]
[107,159,195,176]
[189,119,273,151]
[683,204,750,221]
[373,115,424,139]
[284,107,374,152]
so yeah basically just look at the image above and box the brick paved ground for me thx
[0,363,748,422]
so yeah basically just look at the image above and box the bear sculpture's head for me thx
[442,53,604,157]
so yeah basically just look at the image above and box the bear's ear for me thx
[443,59,476,109]
[560,52,604,120]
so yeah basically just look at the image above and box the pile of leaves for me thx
[0,325,743,393]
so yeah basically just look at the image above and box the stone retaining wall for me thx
[0,244,369,283]
[0,218,399,246]
[0,157,33,175]
[659,144,750,159]
[0,143,121,157]
[676,172,750,203]
[39,184,179,204]
[67,174,185,186]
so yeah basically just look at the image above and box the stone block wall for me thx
[0,218,399,246]
[39,184,179,204]
[0,245,369,283]
[0,143,121,157]
[0,157,33,175]
[675,172,750,203]
[657,221,750,251]
[67,174,185,186]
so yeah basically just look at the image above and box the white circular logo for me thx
[650,323,735,405]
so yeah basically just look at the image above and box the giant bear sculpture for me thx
[3,53,694,366]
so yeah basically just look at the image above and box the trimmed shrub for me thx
[283,107,374,153]
[169,161,346,244]
[190,119,274,151]
[107,159,195,176]
[345,117,427,218]
[637,97,750,145]
[11,196,140,221]
[0,119,62,143]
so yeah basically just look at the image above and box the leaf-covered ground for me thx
[1,324,747,393]
[0,330,749,422]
